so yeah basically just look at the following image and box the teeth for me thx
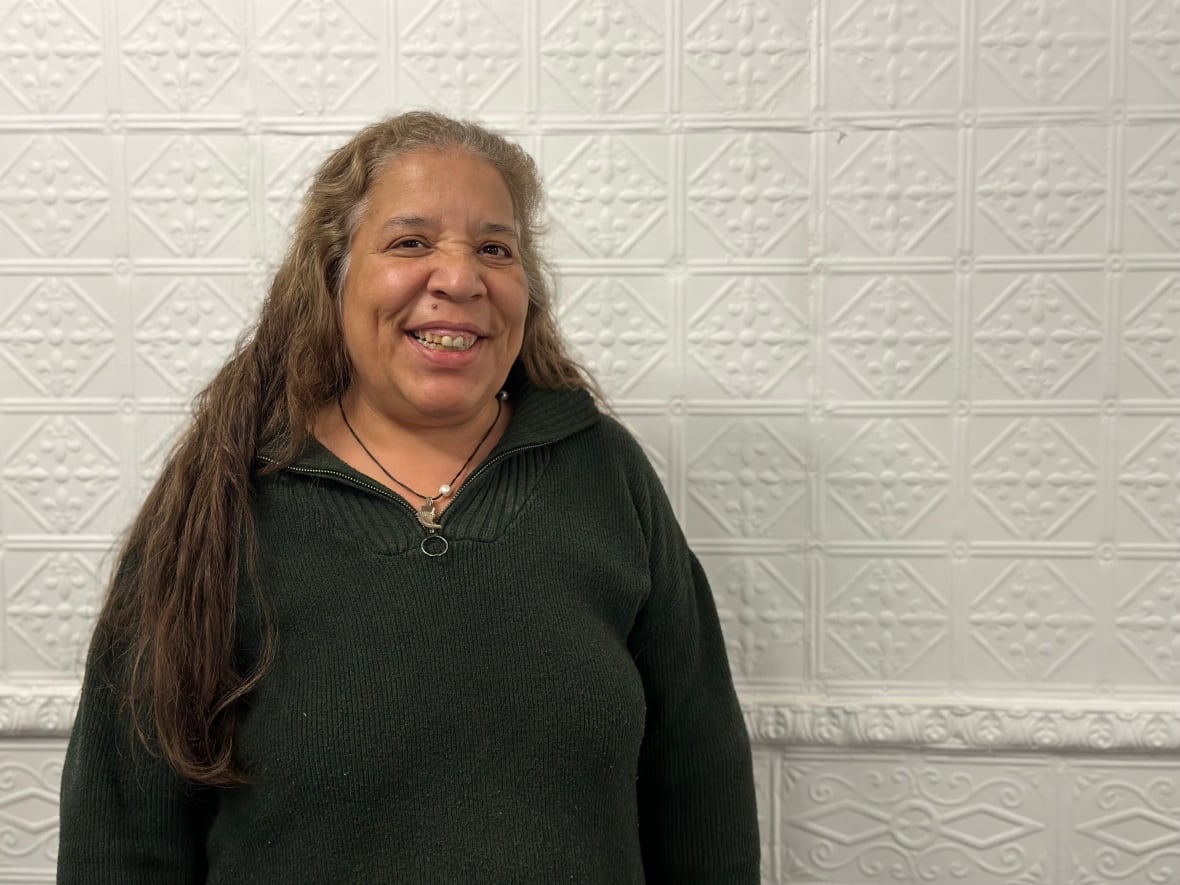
[413,331,475,351]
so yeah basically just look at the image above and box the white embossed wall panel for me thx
[0,0,1177,881]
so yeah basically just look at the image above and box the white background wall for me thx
[0,0,1178,882]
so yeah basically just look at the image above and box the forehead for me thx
[365,148,515,217]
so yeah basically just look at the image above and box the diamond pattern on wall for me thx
[974,273,1103,398]
[0,277,115,397]
[0,0,102,112]
[712,557,805,680]
[687,419,807,538]
[688,133,808,258]
[1124,273,1180,396]
[1127,127,1180,250]
[559,277,668,396]
[1119,419,1180,542]
[7,552,99,670]
[969,560,1095,681]
[256,0,378,113]
[1129,0,1180,98]
[0,1,1178,872]
[121,0,241,111]
[264,133,340,251]
[977,127,1106,254]
[828,131,955,255]
[972,417,1098,540]
[688,276,808,398]
[547,136,667,257]
[825,418,950,539]
[783,760,1047,883]
[829,0,958,108]
[1073,773,1180,882]
[2,416,121,534]
[134,277,249,396]
[828,275,952,398]
[541,0,663,113]
[684,0,806,112]
[129,135,248,257]
[400,0,521,111]
[0,761,62,860]
[1116,562,1180,683]
[824,559,948,679]
[0,135,108,257]
[979,0,1108,104]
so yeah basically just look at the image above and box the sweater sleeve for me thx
[627,457,761,883]
[57,636,212,884]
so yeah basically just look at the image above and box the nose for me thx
[427,248,486,301]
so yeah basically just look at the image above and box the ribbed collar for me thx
[270,362,602,473]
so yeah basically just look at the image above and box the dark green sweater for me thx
[58,375,760,883]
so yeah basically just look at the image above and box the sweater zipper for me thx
[256,454,420,519]
[257,441,548,543]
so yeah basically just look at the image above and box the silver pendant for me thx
[417,500,442,530]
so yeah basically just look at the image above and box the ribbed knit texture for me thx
[58,370,760,884]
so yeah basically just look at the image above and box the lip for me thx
[405,328,486,368]
[406,322,486,338]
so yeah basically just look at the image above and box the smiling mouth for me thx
[410,330,479,352]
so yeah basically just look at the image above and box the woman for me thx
[58,111,760,883]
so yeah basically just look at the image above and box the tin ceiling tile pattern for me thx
[0,0,1177,880]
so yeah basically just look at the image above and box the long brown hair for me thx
[95,111,598,786]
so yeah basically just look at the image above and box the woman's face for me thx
[339,148,529,428]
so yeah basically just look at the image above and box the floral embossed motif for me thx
[824,559,948,679]
[541,0,662,113]
[971,416,1097,539]
[828,131,955,255]
[1119,419,1180,541]
[256,0,378,113]
[0,278,115,396]
[969,560,1094,680]
[689,133,808,258]
[401,0,521,111]
[559,277,668,396]
[2,416,121,533]
[974,273,1102,397]
[547,135,667,257]
[829,275,952,398]
[7,552,99,669]
[830,0,958,108]
[826,418,950,539]
[0,135,108,257]
[980,0,1108,104]
[129,135,248,257]
[688,276,807,398]
[977,127,1105,253]
[687,419,806,538]
[0,0,102,111]
[684,0,805,111]
[121,0,241,111]
[134,277,250,395]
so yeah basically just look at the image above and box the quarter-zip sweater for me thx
[58,374,760,884]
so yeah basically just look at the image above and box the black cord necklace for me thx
[338,390,506,556]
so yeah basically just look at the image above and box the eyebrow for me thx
[379,215,519,239]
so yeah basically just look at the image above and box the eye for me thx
[389,237,428,251]
[480,242,513,258]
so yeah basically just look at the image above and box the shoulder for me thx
[568,414,661,484]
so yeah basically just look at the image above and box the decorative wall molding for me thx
[741,696,1180,754]
[0,687,78,737]
[12,684,1180,756]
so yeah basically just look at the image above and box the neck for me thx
[339,389,505,461]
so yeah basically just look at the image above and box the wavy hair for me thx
[94,111,598,786]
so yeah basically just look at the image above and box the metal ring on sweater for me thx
[421,534,448,557]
